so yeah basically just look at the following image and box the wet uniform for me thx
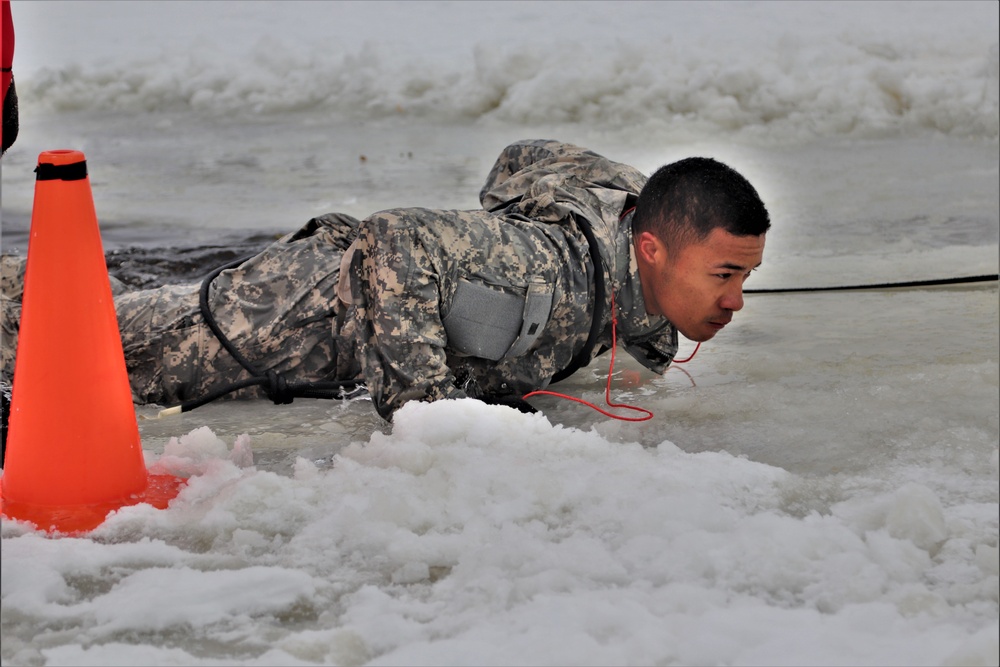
[1,140,679,420]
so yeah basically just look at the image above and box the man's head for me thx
[632,157,770,342]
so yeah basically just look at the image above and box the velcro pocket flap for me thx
[443,278,553,362]
[443,280,523,361]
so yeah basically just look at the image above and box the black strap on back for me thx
[551,215,609,384]
[165,255,362,414]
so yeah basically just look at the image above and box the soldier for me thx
[1,139,769,438]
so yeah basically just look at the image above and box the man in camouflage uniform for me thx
[1,139,769,423]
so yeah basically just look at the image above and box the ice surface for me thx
[1,2,997,665]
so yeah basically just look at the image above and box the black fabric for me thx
[2,76,18,154]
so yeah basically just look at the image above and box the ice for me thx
[1,1,997,665]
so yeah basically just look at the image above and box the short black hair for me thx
[633,157,770,248]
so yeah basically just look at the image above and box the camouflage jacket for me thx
[342,139,678,419]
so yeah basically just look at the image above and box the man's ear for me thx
[634,231,666,267]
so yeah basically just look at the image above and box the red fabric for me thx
[2,0,13,101]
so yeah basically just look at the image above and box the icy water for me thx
[1,2,998,665]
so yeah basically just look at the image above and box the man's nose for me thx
[720,283,745,312]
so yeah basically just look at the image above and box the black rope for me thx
[164,255,362,415]
[198,256,260,377]
[745,274,998,294]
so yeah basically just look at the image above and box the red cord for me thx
[523,204,701,420]
[673,342,700,363]
[523,291,656,422]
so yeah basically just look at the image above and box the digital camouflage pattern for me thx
[1,140,679,420]
[1,214,357,405]
[346,139,679,418]
[1,255,25,381]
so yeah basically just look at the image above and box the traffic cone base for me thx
[1,474,186,534]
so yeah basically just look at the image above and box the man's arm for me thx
[479,139,646,209]
[479,140,598,211]
[349,210,467,420]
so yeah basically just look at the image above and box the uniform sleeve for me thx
[479,139,602,211]
[479,139,646,232]
[622,327,678,374]
[349,210,467,420]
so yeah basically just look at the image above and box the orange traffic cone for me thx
[1,150,184,533]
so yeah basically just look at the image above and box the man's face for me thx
[636,227,766,342]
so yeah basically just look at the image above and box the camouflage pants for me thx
[1,213,360,406]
